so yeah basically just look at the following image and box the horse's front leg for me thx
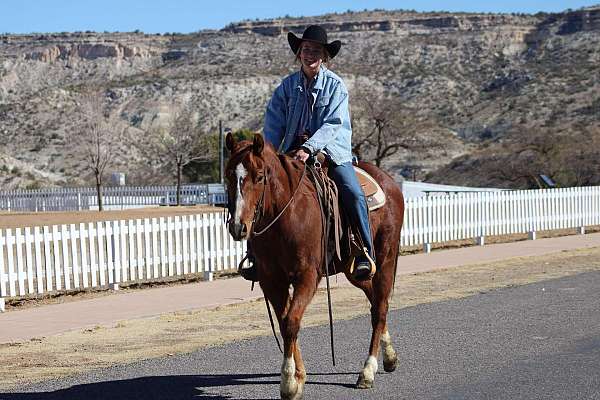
[280,271,317,400]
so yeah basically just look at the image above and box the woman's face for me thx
[299,41,326,77]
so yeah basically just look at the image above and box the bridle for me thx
[251,161,307,237]
[226,153,307,238]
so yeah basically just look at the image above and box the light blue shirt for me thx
[263,65,353,165]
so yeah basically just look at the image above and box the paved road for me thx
[2,271,599,400]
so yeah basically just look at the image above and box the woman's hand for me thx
[293,148,310,163]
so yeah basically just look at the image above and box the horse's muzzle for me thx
[228,221,249,241]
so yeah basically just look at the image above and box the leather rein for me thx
[250,161,307,237]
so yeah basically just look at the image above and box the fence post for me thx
[578,187,585,235]
[109,223,119,291]
[203,214,214,281]
[0,227,5,311]
[423,243,432,254]
[476,192,485,246]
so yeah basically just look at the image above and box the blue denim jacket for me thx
[263,66,353,165]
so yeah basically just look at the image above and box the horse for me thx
[225,133,405,399]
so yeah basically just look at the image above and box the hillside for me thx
[0,7,599,189]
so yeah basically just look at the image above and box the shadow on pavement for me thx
[0,374,278,400]
[0,371,359,400]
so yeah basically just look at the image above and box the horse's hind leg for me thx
[355,243,399,389]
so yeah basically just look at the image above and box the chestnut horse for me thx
[225,133,404,399]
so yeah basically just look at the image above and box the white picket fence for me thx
[0,213,246,302]
[400,186,599,250]
[0,186,599,305]
[0,184,227,212]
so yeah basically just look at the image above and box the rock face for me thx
[558,8,600,34]
[24,43,152,62]
[0,7,599,190]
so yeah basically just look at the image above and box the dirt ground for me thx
[0,205,222,229]
[1,246,599,390]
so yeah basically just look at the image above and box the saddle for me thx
[355,167,386,211]
[305,153,386,277]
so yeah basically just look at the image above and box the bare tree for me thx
[558,128,600,186]
[351,89,410,168]
[489,126,600,188]
[75,91,125,211]
[142,102,208,205]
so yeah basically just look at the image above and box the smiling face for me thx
[298,41,327,80]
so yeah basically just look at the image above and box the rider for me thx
[242,25,376,282]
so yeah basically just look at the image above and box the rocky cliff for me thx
[0,7,598,189]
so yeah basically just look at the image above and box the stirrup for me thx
[238,254,258,282]
[350,248,376,281]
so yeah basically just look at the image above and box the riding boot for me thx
[353,249,376,281]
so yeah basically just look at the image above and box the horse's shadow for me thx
[0,371,357,400]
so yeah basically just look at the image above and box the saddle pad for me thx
[354,167,386,211]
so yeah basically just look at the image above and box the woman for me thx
[245,25,375,281]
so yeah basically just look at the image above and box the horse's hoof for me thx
[281,381,300,400]
[280,387,304,400]
[280,377,303,400]
[383,356,398,372]
[356,374,374,389]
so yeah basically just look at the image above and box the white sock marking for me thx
[281,356,297,395]
[381,330,397,363]
[361,355,378,383]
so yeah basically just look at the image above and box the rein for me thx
[251,162,307,237]
[249,158,307,355]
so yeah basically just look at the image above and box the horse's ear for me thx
[253,134,264,156]
[225,132,236,152]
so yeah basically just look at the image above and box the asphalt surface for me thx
[2,271,599,400]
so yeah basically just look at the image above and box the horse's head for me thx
[225,132,268,241]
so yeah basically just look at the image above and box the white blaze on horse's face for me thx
[234,163,248,224]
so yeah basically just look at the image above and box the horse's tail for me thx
[390,191,405,301]
[390,243,400,301]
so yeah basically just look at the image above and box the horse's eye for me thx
[256,174,265,183]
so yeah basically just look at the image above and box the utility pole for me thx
[219,121,232,185]
[219,120,224,184]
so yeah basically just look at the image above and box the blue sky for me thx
[1,1,598,34]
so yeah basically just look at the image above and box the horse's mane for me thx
[228,140,302,176]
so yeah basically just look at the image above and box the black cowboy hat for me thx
[287,25,342,58]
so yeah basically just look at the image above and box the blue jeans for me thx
[328,162,374,262]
